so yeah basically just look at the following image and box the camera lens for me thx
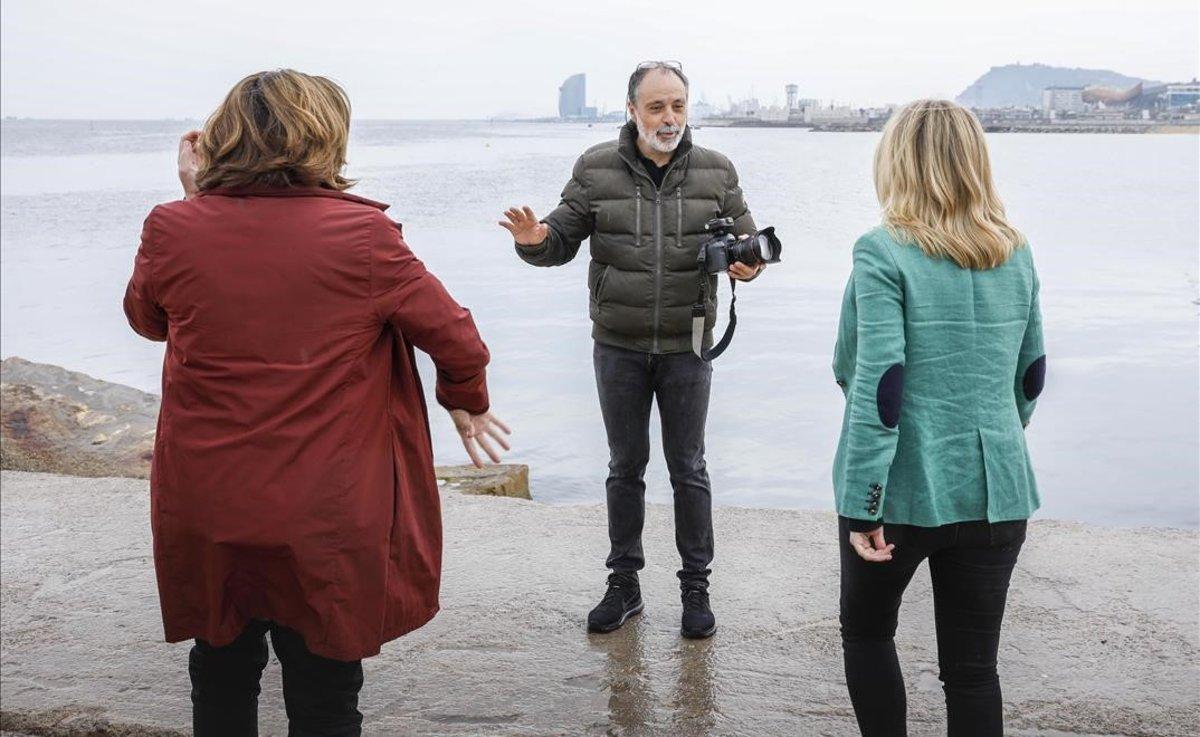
[728,228,782,267]
[755,233,775,261]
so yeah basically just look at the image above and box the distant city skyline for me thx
[2,0,1197,119]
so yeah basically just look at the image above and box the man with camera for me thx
[499,61,772,639]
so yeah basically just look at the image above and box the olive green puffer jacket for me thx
[515,121,756,354]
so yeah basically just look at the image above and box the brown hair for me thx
[195,69,354,192]
[874,99,1024,269]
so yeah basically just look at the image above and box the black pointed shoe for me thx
[680,586,716,639]
[587,572,643,633]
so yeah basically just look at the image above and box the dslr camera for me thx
[696,217,782,274]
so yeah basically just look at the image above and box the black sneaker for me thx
[680,587,716,639]
[587,572,643,633]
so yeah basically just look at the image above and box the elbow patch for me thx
[1023,355,1046,401]
[876,363,904,428]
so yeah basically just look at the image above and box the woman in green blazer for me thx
[832,99,1045,737]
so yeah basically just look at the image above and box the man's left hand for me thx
[729,262,764,281]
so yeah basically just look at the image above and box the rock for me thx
[435,463,530,499]
[0,358,529,501]
[0,706,185,737]
[1,471,1198,736]
[1,358,158,479]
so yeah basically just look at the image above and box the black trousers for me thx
[593,341,714,587]
[189,620,364,737]
[838,517,1027,737]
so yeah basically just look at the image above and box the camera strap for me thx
[692,274,737,361]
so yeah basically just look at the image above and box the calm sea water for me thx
[2,120,1197,528]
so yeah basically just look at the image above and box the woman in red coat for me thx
[123,69,509,737]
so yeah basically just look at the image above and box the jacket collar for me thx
[198,185,389,211]
[617,120,693,190]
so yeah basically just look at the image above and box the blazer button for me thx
[870,483,883,491]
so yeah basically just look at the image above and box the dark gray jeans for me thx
[593,341,714,588]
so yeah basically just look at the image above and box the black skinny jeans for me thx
[594,341,714,588]
[189,620,364,737]
[838,517,1027,737]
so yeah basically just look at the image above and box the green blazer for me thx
[832,226,1045,529]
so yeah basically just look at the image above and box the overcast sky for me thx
[2,0,1197,119]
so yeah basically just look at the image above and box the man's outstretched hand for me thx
[499,206,549,247]
[449,409,512,468]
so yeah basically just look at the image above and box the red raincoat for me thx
[124,187,489,661]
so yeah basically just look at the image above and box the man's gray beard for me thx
[635,117,684,154]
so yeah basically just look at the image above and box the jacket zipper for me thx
[626,153,684,354]
[652,191,663,353]
[676,188,683,251]
[635,188,642,247]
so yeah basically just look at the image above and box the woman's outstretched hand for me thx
[178,130,201,199]
[849,527,894,563]
[449,409,512,468]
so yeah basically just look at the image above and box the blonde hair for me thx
[874,99,1024,269]
[195,69,354,192]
